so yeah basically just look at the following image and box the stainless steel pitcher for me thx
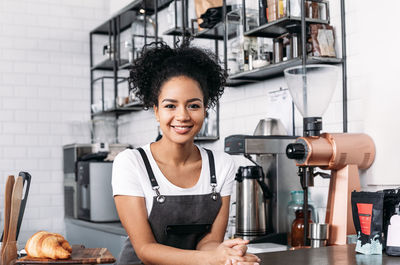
[235,166,271,240]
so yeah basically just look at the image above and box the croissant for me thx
[25,231,72,259]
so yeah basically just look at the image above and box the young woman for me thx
[112,41,260,265]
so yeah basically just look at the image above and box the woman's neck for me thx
[150,138,199,167]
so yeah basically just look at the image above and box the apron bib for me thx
[117,148,222,265]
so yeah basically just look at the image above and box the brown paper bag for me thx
[309,24,336,57]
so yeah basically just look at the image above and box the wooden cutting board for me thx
[15,245,116,264]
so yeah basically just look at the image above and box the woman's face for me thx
[154,76,206,145]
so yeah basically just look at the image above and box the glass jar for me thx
[291,209,313,247]
[287,190,317,246]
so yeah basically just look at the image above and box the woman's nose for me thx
[175,106,190,121]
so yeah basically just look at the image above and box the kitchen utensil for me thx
[1,176,15,242]
[1,172,32,242]
[15,245,116,264]
[2,176,23,265]
[1,175,15,264]
[253,118,287,136]
[235,166,271,240]
[16,172,31,240]
[308,223,329,248]
[386,214,400,256]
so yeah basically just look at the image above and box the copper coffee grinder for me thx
[283,65,376,245]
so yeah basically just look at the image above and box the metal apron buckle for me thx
[153,186,165,203]
[211,183,217,201]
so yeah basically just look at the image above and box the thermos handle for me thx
[257,177,272,199]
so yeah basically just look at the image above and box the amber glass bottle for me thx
[291,209,313,247]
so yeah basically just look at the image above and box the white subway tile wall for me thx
[0,0,109,243]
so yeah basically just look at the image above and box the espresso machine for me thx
[283,65,376,245]
[225,118,301,241]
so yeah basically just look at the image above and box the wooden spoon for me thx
[1,175,15,259]
[3,176,23,265]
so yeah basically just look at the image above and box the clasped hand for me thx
[212,238,260,265]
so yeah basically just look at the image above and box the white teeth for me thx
[174,126,189,129]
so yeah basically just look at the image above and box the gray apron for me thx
[116,148,222,265]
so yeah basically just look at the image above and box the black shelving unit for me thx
[229,57,342,81]
[91,59,115,71]
[92,103,145,117]
[244,16,329,38]
[222,0,344,87]
[89,0,172,143]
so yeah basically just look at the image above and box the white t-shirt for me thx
[112,144,236,216]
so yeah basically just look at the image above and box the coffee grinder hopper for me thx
[283,65,376,245]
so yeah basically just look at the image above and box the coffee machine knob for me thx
[286,143,306,160]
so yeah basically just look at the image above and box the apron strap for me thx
[204,148,218,201]
[204,148,216,185]
[138,147,218,202]
[137,147,159,188]
[137,147,165,203]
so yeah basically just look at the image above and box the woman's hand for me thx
[228,241,261,265]
[206,238,260,265]
[224,252,261,265]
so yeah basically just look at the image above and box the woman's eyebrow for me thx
[161,98,202,103]
[187,98,202,103]
[161,98,178,103]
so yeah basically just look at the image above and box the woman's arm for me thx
[114,195,258,265]
[196,196,260,264]
[196,196,231,250]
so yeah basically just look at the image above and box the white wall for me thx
[0,0,109,243]
[349,0,400,186]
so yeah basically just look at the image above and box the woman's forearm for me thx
[138,243,211,265]
[197,240,221,251]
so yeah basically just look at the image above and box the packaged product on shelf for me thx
[278,0,287,19]
[273,37,283,63]
[194,0,222,31]
[380,188,400,253]
[273,33,301,63]
[267,0,278,22]
[351,191,384,255]
[259,0,268,25]
[290,0,328,20]
[290,0,301,17]
[309,1,319,19]
[252,38,272,68]
[245,8,259,31]
[308,24,336,57]
[199,6,232,29]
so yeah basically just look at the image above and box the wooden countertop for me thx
[257,244,399,265]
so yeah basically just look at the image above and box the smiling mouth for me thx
[171,125,193,129]
[170,125,194,134]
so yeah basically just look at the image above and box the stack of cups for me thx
[309,223,329,248]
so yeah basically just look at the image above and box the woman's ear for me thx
[154,105,160,122]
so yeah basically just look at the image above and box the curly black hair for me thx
[129,40,227,109]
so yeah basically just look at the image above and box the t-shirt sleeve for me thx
[112,150,145,197]
[219,154,236,197]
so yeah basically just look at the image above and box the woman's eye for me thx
[188,104,201,109]
[164,104,176,109]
